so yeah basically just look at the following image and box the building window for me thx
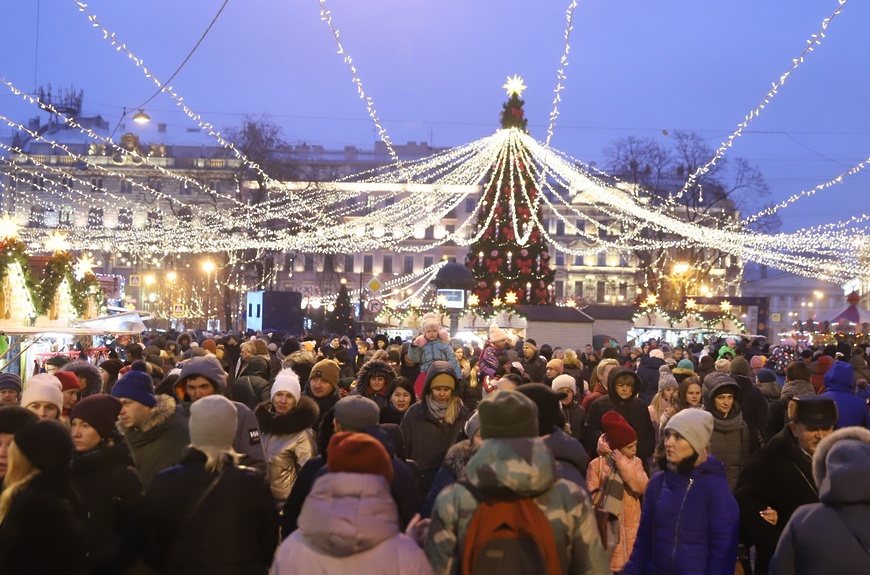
[424,226,434,240]
[88,208,103,229]
[382,256,393,274]
[465,197,476,213]
[403,256,414,274]
[556,220,565,236]
[147,210,163,229]
[596,281,606,302]
[43,207,58,228]
[28,206,45,228]
[117,208,133,230]
[385,197,395,207]
[208,180,221,194]
[178,207,193,223]
[304,255,315,272]
[61,176,72,190]
[620,282,628,298]
[423,256,434,269]
[30,174,44,191]
[363,255,373,273]
[344,255,355,273]
[597,252,607,267]
[120,179,133,194]
[555,281,564,299]
[445,224,455,234]
[59,206,74,228]
[555,251,565,266]
[90,178,103,193]
[574,281,583,297]
[148,177,161,192]
[574,254,584,266]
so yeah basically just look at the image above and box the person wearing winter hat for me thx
[400,361,470,492]
[476,322,510,396]
[0,419,88,573]
[552,374,586,442]
[272,431,430,575]
[625,407,738,574]
[335,395,382,432]
[649,364,680,442]
[112,362,190,488]
[820,361,870,429]
[423,389,610,574]
[734,395,837,575]
[256,369,318,507]
[729,355,769,454]
[589,411,649,572]
[0,373,22,406]
[704,373,749,489]
[637,348,667,406]
[21,378,64,420]
[98,358,124,394]
[176,355,267,474]
[748,355,767,379]
[409,313,461,398]
[140,394,278,574]
[520,338,547,383]
[545,358,564,380]
[518,382,590,485]
[677,358,695,371]
[60,359,103,399]
[352,358,396,409]
[69,394,143,573]
[0,406,38,481]
[53,370,82,422]
[768,426,870,575]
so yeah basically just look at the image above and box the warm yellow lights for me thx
[504,291,518,305]
[73,255,95,280]
[44,231,71,254]
[502,75,527,98]
[467,294,480,307]
[0,214,19,240]
[720,300,732,312]
[673,262,690,274]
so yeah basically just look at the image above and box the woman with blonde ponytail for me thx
[0,419,87,573]
[139,394,279,574]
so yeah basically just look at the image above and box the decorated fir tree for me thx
[466,76,555,306]
[326,284,356,335]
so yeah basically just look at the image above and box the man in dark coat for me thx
[730,356,768,454]
[519,339,547,383]
[636,349,666,406]
[734,395,838,575]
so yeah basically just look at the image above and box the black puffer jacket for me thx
[71,434,144,574]
[141,449,278,575]
[232,356,272,409]
[636,355,667,406]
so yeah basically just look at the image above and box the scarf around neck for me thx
[427,397,448,421]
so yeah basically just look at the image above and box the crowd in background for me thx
[0,322,869,574]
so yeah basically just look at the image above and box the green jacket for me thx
[424,436,610,575]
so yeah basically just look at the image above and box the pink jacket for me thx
[587,452,649,571]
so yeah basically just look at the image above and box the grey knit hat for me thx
[334,395,380,432]
[664,409,714,455]
[658,364,679,392]
[189,395,237,449]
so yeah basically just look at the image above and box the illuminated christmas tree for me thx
[466,76,555,306]
[326,284,356,336]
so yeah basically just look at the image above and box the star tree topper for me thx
[502,75,527,97]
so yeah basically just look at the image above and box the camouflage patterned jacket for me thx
[424,437,610,575]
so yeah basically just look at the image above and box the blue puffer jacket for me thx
[624,455,739,575]
[821,361,870,429]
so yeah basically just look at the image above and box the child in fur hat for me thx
[408,312,461,398]
[476,322,511,397]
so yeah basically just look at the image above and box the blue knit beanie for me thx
[111,361,156,408]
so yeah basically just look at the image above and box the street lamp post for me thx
[202,260,215,330]
[166,271,176,331]
[144,274,156,321]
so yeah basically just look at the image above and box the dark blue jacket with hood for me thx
[821,361,870,429]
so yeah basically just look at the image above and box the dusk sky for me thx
[2,0,869,234]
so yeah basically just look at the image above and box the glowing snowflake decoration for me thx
[73,255,96,280]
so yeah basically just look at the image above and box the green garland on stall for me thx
[0,239,42,313]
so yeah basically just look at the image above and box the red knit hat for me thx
[54,370,81,392]
[327,431,394,483]
[602,411,637,450]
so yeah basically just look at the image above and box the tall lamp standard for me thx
[144,274,156,319]
[202,260,215,330]
[166,271,177,331]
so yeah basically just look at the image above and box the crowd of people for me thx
[0,323,869,574]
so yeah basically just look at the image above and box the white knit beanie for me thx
[551,374,577,395]
[664,409,714,455]
[189,395,238,450]
[21,383,64,413]
[26,373,62,390]
[271,370,301,403]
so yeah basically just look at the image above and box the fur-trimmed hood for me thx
[781,378,815,401]
[441,439,477,479]
[255,396,319,437]
[813,426,870,504]
[117,393,178,433]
